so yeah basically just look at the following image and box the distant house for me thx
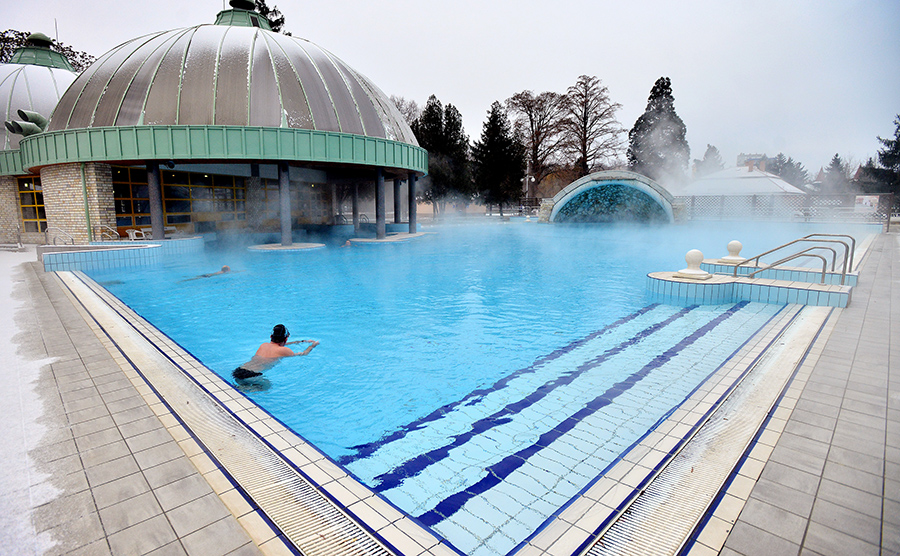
[670,165,806,197]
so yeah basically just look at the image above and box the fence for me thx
[674,193,893,224]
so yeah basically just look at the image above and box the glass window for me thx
[193,200,214,212]
[18,176,46,233]
[165,200,191,213]
[192,187,212,199]
[191,173,212,186]
[116,200,133,214]
[164,185,190,199]
[114,183,131,198]
[163,170,188,184]
[167,214,191,224]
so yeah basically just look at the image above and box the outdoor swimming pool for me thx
[86,219,877,555]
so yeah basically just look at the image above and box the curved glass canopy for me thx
[48,25,418,147]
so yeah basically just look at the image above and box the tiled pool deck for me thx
[0,232,896,556]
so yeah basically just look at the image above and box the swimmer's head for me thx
[271,324,289,343]
[221,265,230,273]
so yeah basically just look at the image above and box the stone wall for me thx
[0,175,19,244]
[41,163,115,244]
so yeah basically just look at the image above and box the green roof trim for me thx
[0,149,23,176]
[8,46,76,72]
[214,8,274,31]
[18,125,428,175]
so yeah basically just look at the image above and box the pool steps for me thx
[647,258,853,308]
[344,302,786,555]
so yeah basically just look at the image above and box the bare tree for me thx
[562,75,624,177]
[390,95,421,126]
[506,90,567,185]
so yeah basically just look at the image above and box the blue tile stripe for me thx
[337,304,661,466]
[370,305,697,492]
[415,301,749,527]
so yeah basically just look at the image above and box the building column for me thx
[408,173,417,234]
[352,183,359,231]
[39,163,115,244]
[245,163,264,231]
[375,168,386,240]
[147,162,164,240]
[0,175,19,244]
[279,162,292,246]
[393,178,402,224]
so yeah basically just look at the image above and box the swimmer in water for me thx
[180,265,234,282]
[232,324,318,381]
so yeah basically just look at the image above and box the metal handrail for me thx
[746,249,829,284]
[44,227,75,245]
[803,234,855,271]
[734,238,851,284]
[97,224,121,241]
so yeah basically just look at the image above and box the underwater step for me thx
[346,302,784,556]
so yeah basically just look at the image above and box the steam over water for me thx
[88,220,877,456]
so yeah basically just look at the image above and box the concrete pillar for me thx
[245,163,265,231]
[375,168,385,240]
[408,173,417,234]
[279,162,292,246]
[393,178,402,224]
[352,183,359,231]
[147,162,164,240]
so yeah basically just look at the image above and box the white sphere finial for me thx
[674,249,712,280]
[720,239,746,264]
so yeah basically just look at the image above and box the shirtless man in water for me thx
[233,324,319,380]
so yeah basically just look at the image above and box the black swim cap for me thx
[271,324,289,343]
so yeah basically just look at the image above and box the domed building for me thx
[0,32,78,243]
[8,0,427,244]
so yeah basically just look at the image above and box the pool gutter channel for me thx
[57,270,458,556]
[572,305,833,556]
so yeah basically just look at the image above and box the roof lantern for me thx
[0,32,78,159]
[215,0,273,31]
[7,32,76,71]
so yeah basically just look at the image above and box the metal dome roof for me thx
[48,24,418,146]
[0,51,77,150]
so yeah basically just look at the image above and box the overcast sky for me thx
[5,0,899,173]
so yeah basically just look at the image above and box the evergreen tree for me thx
[255,0,289,34]
[822,153,850,193]
[410,95,471,215]
[627,77,690,186]
[472,102,525,216]
[692,144,724,177]
[859,115,900,196]
[767,153,810,188]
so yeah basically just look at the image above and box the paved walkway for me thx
[0,248,263,556]
[719,233,898,556]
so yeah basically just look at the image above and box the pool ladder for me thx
[731,233,855,285]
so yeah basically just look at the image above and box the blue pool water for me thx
[86,219,876,555]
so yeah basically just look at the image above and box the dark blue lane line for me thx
[337,304,661,466]
[416,301,749,527]
[370,305,698,492]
